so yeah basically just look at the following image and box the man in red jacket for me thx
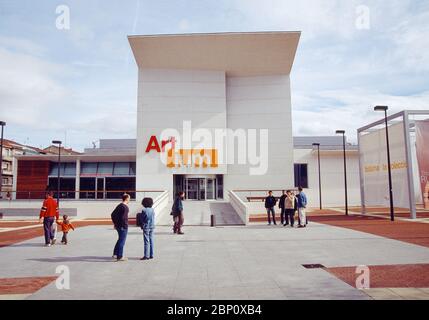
[39,191,59,246]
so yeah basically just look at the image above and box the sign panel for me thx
[415,121,429,209]
[360,122,409,209]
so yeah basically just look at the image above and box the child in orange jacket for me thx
[56,215,75,245]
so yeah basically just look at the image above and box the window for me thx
[105,177,135,199]
[49,163,76,176]
[79,177,96,199]
[48,177,76,199]
[130,162,136,175]
[81,162,98,175]
[97,162,114,175]
[80,162,136,176]
[113,162,131,175]
[294,164,308,189]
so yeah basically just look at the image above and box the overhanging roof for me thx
[128,32,301,76]
[15,154,136,162]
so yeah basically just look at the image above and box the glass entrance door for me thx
[184,177,217,201]
[186,178,199,200]
[206,178,216,200]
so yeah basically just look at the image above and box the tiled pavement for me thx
[1,221,429,300]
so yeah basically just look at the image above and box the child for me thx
[56,215,75,245]
[138,197,155,260]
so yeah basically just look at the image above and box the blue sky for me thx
[0,0,428,151]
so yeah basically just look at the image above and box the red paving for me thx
[326,264,429,288]
[310,213,429,248]
[0,276,57,295]
[348,207,429,219]
[250,209,429,248]
[0,219,133,248]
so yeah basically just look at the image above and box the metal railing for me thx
[0,189,165,201]
[232,189,299,202]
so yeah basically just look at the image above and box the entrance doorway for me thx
[174,175,223,201]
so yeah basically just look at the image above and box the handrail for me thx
[229,190,249,225]
[2,189,165,193]
[0,189,167,201]
[233,189,298,192]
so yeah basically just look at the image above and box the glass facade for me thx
[49,163,76,176]
[46,161,137,199]
[80,162,136,176]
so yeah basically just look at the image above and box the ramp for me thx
[209,202,245,226]
[155,201,244,226]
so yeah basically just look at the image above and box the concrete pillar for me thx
[12,157,17,200]
[75,159,80,200]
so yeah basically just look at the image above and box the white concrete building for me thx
[129,32,300,201]
[293,137,360,207]
[2,32,363,222]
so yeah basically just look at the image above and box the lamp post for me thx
[336,130,348,216]
[312,143,322,210]
[374,106,394,222]
[52,140,62,205]
[0,121,6,199]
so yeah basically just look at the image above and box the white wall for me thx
[294,149,361,207]
[136,70,295,198]
[136,69,227,198]
[224,75,294,192]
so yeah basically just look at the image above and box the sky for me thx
[0,0,428,151]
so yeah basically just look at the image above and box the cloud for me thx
[0,36,47,56]
[292,88,429,142]
[1,1,428,151]
[0,46,69,127]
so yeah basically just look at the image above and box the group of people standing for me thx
[110,191,186,262]
[40,187,306,262]
[265,187,308,228]
[110,193,157,262]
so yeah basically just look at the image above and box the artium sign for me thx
[144,121,269,175]
[145,135,218,168]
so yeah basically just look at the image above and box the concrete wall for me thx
[224,75,294,192]
[136,70,294,199]
[294,149,361,207]
[0,191,169,220]
[136,69,227,199]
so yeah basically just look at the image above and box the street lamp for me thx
[0,121,6,199]
[52,140,62,205]
[336,130,348,216]
[374,105,394,221]
[312,143,322,210]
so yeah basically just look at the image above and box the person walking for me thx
[111,194,130,261]
[265,191,277,225]
[38,191,59,246]
[297,187,308,228]
[56,215,75,245]
[279,190,287,226]
[285,190,296,228]
[171,191,185,235]
[139,197,155,260]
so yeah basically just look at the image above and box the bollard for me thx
[210,214,216,227]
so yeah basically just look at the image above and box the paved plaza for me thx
[1,219,429,300]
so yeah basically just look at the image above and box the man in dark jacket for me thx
[111,193,130,261]
[265,191,277,225]
[171,191,185,234]
[278,190,287,226]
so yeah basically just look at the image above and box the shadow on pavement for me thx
[10,243,47,248]
[27,256,115,263]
